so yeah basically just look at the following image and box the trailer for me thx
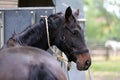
[0,0,87,80]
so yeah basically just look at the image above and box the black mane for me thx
[5,12,64,50]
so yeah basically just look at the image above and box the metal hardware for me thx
[30,11,35,24]
[0,11,4,47]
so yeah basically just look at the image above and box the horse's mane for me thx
[48,12,63,18]
[12,21,45,46]
[6,12,64,47]
[16,12,63,38]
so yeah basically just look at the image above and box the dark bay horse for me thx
[2,7,91,70]
[0,46,66,80]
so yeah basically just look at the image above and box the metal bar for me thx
[77,18,86,22]
[0,11,4,47]
[0,7,55,11]
[30,11,35,24]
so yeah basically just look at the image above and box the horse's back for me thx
[0,47,66,80]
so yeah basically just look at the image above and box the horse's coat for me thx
[0,47,66,80]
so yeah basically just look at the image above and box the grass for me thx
[91,59,120,72]
[86,55,120,80]
[91,56,120,72]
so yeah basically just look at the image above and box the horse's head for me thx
[53,7,91,70]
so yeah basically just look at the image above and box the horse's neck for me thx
[13,23,48,49]
[5,15,63,50]
[12,19,57,50]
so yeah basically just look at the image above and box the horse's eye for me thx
[79,26,82,30]
[61,36,65,41]
[73,30,79,36]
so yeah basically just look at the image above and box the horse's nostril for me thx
[85,60,91,70]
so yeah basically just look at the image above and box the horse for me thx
[0,46,66,80]
[105,40,120,55]
[2,7,91,71]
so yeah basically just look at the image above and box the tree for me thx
[84,0,120,46]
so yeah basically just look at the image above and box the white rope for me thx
[88,69,92,80]
[42,16,68,62]
[43,16,71,80]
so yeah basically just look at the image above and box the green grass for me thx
[86,55,120,80]
[91,61,120,72]
[91,56,120,72]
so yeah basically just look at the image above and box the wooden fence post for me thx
[105,47,110,60]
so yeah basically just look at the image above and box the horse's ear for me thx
[65,6,72,21]
[73,9,79,18]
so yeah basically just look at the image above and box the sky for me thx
[103,0,120,18]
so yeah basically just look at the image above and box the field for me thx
[85,49,120,80]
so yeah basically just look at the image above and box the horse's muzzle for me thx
[74,49,91,71]
[76,59,91,70]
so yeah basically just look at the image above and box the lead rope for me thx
[42,16,70,80]
[42,16,67,62]
[88,68,92,80]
